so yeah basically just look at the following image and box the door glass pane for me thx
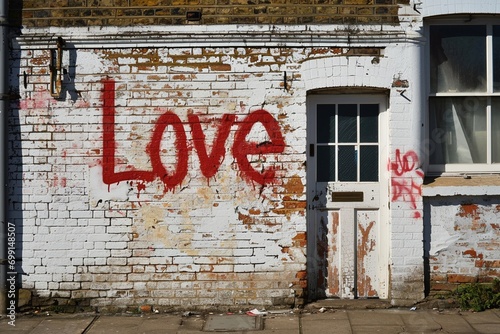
[360,104,378,143]
[493,98,500,163]
[430,25,486,93]
[338,146,357,181]
[317,104,336,143]
[494,26,500,92]
[360,146,378,181]
[429,97,487,164]
[317,146,335,181]
[338,104,357,143]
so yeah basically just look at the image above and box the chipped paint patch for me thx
[357,218,377,298]
[427,196,500,291]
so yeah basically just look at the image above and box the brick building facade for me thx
[3,0,500,311]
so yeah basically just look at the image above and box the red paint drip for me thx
[136,182,146,199]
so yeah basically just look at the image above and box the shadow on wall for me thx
[423,201,431,297]
[7,7,25,310]
[8,0,22,28]
[60,47,79,103]
[7,17,80,309]
[306,189,329,302]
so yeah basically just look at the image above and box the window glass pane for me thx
[429,97,487,164]
[360,104,378,143]
[430,25,486,93]
[338,146,357,181]
[360,146,378,181]
[494,26,500,92]
[317,146,335,181]
[338,104,357,143]
[492,98,500,163]
[317,104,336,143]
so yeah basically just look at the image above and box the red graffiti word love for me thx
[102,79,285,191]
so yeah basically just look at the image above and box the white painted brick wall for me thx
[12,11,485,308]
[11,43,317,310]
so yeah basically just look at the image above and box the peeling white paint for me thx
[429,225,460,257]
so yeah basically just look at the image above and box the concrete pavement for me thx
[1,308,499,334]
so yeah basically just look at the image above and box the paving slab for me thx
[429,312,476,333]
[86,315,145,334]
[262,313,299,333]
[0,316,45,333]
[135,314,182,334]
[469,323,500,334]
[301,311,352,334]
[2,307,500,334]
[399,311,442,332]
[302,310,350,320]
[460,309,500,324]
[203,314,263,332]
[347,310,405,326]
[351,325,405,334]
[177,315,205,334]
[29,315,95,334]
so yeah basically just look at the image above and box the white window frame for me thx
[426,16,500,175]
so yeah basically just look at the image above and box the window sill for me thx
[422,175,500,197]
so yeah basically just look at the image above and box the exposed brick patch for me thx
[447,274,478,284]
[21,0,410,27]
[428,197,500,294]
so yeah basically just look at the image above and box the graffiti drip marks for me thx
[389,149,424,218]
[102,79,285,191]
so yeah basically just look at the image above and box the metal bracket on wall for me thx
[49,37,65,98]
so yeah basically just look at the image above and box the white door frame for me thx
[306,93,390,300]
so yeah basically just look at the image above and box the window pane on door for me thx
[360,146,378,181]
[338,104,357,143]
[338,146,357,181]
[493,98,500,163]
[494,26,500,92]
[429,97,487,164]
[360,104,378,143]
[317,104,336,143]
[317,146,336,181]
[430,25,486,93]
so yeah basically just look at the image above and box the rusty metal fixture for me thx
[49,36,65,98]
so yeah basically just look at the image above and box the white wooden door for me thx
[307,94,389,299]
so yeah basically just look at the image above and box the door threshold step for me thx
[305,299,392,310]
